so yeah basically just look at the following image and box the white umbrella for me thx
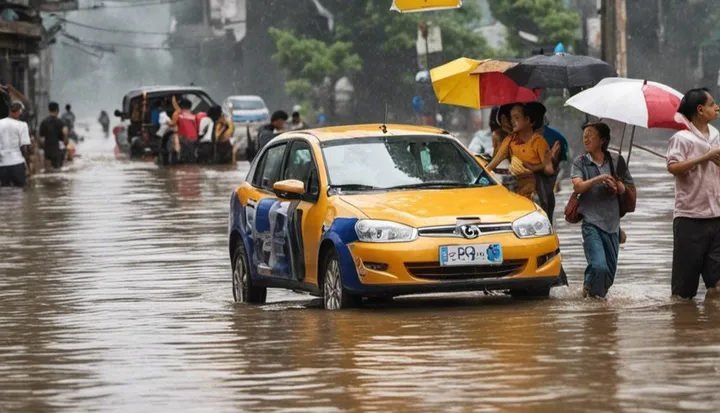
[564,77,686,166]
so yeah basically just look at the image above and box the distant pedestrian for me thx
[98,110,110,138]
[571,122,634,299]
[667,88,720,300]
[170,97,198,162]
[62,104,75,131]
[197,105,222,164]
[258,110,288,151]
[39,101,69,171]
[0,102,31,187]
[289,111,307,130]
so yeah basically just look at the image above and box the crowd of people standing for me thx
[3,88,720,303]
[483,87,720,302]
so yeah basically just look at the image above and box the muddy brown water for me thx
[1,130,719,412]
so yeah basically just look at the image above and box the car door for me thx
[244,142,289,278]
[276,139,325,284]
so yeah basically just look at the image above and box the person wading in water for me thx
[667,88,720,300]
[571,122,635,299]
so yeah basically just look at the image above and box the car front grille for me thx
[405,260,527,281]
[417,223,513,238]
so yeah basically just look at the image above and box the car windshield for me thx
[231,98,265,110]
[321,136,496,191]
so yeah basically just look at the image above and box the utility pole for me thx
[600,0,627,77]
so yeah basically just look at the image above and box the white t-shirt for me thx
[156,111,172,137]
[199,117,214,143]
[0,117,31,167]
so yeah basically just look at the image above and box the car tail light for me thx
[112,126,124,136]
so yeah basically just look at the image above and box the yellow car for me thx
[228,124,562,309]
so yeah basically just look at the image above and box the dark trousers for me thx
[45,147,65,169]
[0,163,27,187]
[536,172,557,223]
[196,142,214,164]
[672,217,720,298]
[582,222,620,298]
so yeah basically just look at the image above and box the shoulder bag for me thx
[564,155,584,224]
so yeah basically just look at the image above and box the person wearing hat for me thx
[570,121,635,300]
[0,102,32,187]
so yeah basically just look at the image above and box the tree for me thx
[269,28,362,107]
[488,0,580,53]
[270,0,493,122]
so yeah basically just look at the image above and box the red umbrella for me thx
[471,59,541,108]
[477,71,541,107]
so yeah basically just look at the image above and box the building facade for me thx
[0,1,75,122]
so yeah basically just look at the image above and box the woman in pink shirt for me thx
[667,88,720,299]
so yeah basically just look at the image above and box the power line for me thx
[52,15,172,35]
[73,0,189,11]
[60,41,104,58]
[60,32,199,51]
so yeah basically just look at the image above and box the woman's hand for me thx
[615,179,626,195]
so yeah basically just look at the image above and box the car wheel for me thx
[322,249,360,310]
[509,286,551,299]
[232,244,267,304]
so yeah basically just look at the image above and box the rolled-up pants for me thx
[672,217,720,299]
[582,222,620,298]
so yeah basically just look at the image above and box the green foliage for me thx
[488,0,580,52]
[269,28,362,101]
[270,0,494,120]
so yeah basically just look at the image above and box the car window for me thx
[230,98,266,110]
[322,136,495,190]
[253,143,287,190]
[283,140,319,196]
[184,93,212,113]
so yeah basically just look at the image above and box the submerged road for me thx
[1,125,718,412]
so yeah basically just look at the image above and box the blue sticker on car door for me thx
[250,197,304,280]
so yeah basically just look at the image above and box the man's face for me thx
[292,115,300,123]
[10,109,21,119]
[273,119,286,129]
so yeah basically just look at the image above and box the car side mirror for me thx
[114,109,123,117]
[273,179,305,200]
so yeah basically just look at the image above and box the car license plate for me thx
[439,244,503,266]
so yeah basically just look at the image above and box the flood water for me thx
[1,127,719,413]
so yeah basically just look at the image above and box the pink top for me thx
[667,120,720,219]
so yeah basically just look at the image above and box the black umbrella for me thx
[504,53,617,89]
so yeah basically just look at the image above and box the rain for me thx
[1,0,720,412]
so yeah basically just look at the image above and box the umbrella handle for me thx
[626,125,636,168]
[617,123,627,170]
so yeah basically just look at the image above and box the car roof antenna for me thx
[380,103,388,134]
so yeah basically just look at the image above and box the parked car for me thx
[222,95,270,160]
[228,124,562,310]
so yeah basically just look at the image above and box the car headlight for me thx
[512,211,553,238]
[355,220,417,243]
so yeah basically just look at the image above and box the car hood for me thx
[338,186,537,228]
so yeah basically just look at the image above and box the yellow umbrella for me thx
[390,0,462,13]
[431,58,540,109]
[430,57,482,109]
